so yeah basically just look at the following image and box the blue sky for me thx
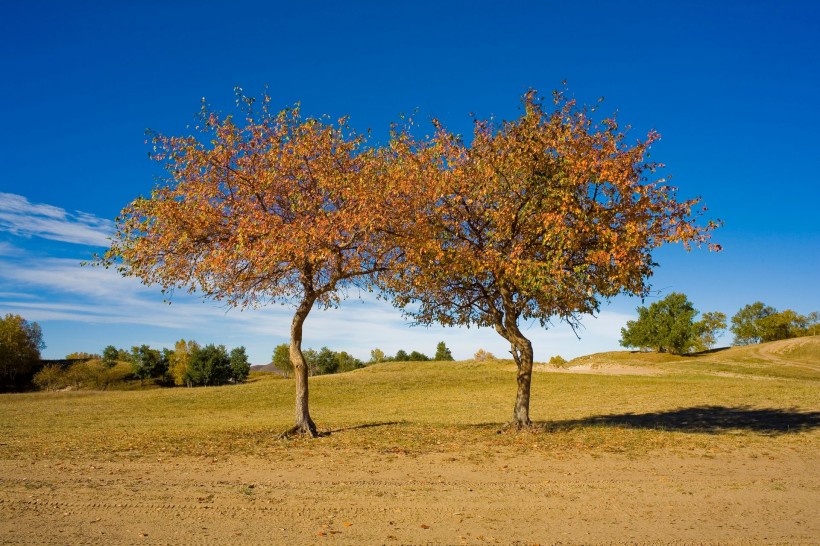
[1,1,818,363]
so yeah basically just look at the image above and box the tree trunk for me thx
[288,296,317,437]
[494,285,535,429]
[510,336,534,428]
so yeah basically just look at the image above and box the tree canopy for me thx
[0,314,45,387]
[102,92,395,436]
[619,292,726,354]
[731,302,818,345]
[379,90,720,427]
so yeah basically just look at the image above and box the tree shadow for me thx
[539,406,820,435]
[322,421,404,435]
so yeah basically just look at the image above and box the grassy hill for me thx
[566,336,820,380]
[0,338,817,461]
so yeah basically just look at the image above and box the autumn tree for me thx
[0,314,45,388]
[101,92,394,435]
[381,90,720,428]
[170,339,200,386]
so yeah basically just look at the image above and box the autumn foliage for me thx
[103,88,719,433]
[379,90,719,426]
[104,92,394,435]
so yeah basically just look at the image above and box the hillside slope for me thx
[565,336,820,380]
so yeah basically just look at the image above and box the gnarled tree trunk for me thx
[507,333,534,428]
[287,295,317,437]
[496,286,535,428]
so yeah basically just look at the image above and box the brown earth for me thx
[1,446,818,545]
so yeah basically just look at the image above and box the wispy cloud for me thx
[0,193,113,247]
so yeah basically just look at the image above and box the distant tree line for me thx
[730,302,818,345]
[271,341,455,377]
[31,340,250,391]
[620,293,818,355]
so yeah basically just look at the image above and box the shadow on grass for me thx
[322,421,404,435]
[539,406,820,435]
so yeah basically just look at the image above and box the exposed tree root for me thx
[496,420,536,434]
[277,419,322,439]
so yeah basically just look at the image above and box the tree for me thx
[314,347,339,375]
[230,346,251,383]
[100,92,394,436]
[130,344,165,385]
[473,349,495,361]
[728,302,811,345]
[65,352,100,360]
[102,345,119,367]
[169,339,200,386]
[730,302,776,345]
[271,343,294,377]
[369,348,386,364]
[434,341,454,361]
[187,344,232,386]
[393,349,409,361]
[0,314,45,387]
[336,351,364,372]
[32,364,65,391]
[407,350,430,361]
[693,311,727,351]
[619,293,721,354]
[381,90,719,428]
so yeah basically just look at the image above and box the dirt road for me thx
[1,446,817,545]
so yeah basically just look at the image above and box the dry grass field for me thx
[1,337,818,544]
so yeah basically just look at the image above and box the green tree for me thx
[731,302,776,345]
[434,341,454,361]
[187,344,232,386]
[130,344,166,385]
[230,346,251,383]
[336,351,364,372]
[101,345,119,367]
[393,349,409,362]
[271,343,294,378]
[693,311,727,351]
[315,347,339,375]
[728,302,813,345]
[408,350,429,361]
[0,314,45,387]
[620,293,709,355]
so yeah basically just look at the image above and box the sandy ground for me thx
[1,447,818,545]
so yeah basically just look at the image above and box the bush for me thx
[474,349,495,361]
[549,355,568,368]
[32,364,66,391]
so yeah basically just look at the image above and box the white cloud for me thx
[0,193,113,247]
[0,250,632,364]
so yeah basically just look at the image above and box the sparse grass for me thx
[1,338,818,461]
